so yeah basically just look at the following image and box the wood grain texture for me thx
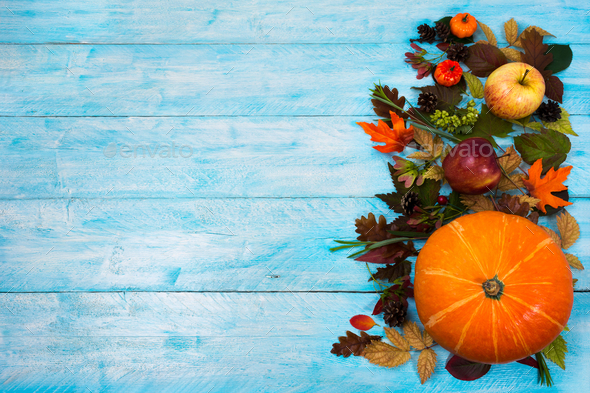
[1,0,589,44]
[0,116,589,199]
[0,44,589,116]
[0,292,588,392]
[1,197,588,292]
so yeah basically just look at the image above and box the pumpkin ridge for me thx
[498,300,532,355]
[425,291,482,329]
[502,238,553,280]
[448,221,487,277]
[422,269,481,286]
[494,215,507,277]
[504,282,553,287]
[453,298,486,353]
[502,293,564,330]
[491,301,499,363]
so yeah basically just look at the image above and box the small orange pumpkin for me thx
[414,211,573,364]
[450,13,477,38]
[434,60,463,87]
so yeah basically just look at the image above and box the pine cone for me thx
[411,24,436,44]
[417,92,438,113]
[383,301,407,327]
[536,100,562,122]
[435,22,451,42]
[446,43,469,63]
[400,192,420,216]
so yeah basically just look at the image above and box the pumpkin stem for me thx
[462,14,469,23]
[482,276,504,299]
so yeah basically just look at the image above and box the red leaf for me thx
[520,29,553,73]
[445,354,492,381]
[544,75,564,103]
[350,315,377,331]
[464,43,508,77]
[517,356,539,369]
[372,298,384,315]
[437,42,450,52]
[355,248,398,264]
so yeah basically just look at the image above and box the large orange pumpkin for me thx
[414,211,573,364]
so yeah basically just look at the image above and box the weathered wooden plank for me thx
[0,292,588,392]
[0,44,588,116]
[1,197,587,292]
[1,0,589,44]
[0,116,588,199]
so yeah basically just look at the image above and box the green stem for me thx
[366,262,386,291]
[407,120,461,143]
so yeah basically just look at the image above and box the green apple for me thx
[483,62,545,120]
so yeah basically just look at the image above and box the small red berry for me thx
[437,195,448,205]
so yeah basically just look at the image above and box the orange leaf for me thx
[523,159,573,213]
[358,111,414,153]
[350,315,377,331]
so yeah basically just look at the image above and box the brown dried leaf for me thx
[565,253,584,270]
[497,173,525,192]
[407,151,433,160]
[422,165,445,182]
[384,327,411,351]
[541,226,562,248]
[331,331,382,358]
[478,21,497,47]
[362,341,411,368]
[368,261,411,283]
[372,86,408,119]
[497,146,522,174]
[460,195,495,212]
[556,210,580,250]
[417,348,437,384]
[514,26,555,48]
[496,193,529,217]
[440,145,452,162]
[403,322,426,350]
[423,330,434,348]
[500,47,523,62]
[355,213,392,242]
[520,29,553,75]
[518,195,541,210]
[504,18,518,45]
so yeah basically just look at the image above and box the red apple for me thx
[442,137,501,195]
[484,62,545,120]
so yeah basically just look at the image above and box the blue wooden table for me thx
[1,1,589,391]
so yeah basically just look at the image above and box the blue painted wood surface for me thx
[1,1,589,392]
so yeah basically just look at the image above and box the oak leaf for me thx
[556,210,580,249]
[496,194,530,217]
[460,194,495,212]
[331,331,382,358]
[565,254,584,270]
[371,85,408,119]
[358,111,414,153]
[362,341,411,368]
[355,213,391,242]
[417,348,437,384]
[523,159,573,213]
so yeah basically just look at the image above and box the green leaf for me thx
[507,116,544,131]
[455,104,514,147]
[462,73,484,99]
[412,80,466,112]
[513,128,571,174]
[444,190,467,219]
[435,16,475,44]
[545,45,573,74]
[414,179,441,207]
[542,334,567,370]
[464,43,508,77]
[542,107,578,136]
[376,192,404,214]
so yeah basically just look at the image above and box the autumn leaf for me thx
[403,322,428,350]
[556,210,580,249]
[350,315,377,331]
[370,84,408,119]
[504,18,518,45]
[565,253,584,270]
[407,151,434,160]
[497,146,522,174]
[460,194,495,212]
[368,262,411,283]
[500,47,523,62]
[514,26,555,48]
[362,341,411,368]
[355,213,391,242]
[331,331,382,358]
[541,226,561,248]
[417,348,437,384]
[413,128,443,159]
[462,72,484,99]
[422,165,445,182]
[384,327,411,351]
[358,111,414,153]
[464,44,508,77]
[520,29,553,76]
[478,21,497,46]
[514,129,571,174]
[518,195,541,210]
[497,174,525,192]
[523,159,573,213]
[542,108,578,136]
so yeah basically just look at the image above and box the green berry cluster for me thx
[430,100,479,134]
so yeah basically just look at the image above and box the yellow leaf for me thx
[423,330,434,348]
[565,253,584,270]
[462,72,484,99]
[518,195,541,210]
[497,146,522,174]
[500,47,523,62]
[541,226,562,248]
[497,174,525,192]
[504,18,518,45]
[475,40,489,45]
[440,145,452,162]
[514,26,555,48]
[403,322,426,350]
[362,341,411,368]
[412,129,442,158]
[556,210,580,250]
[478,21,497,47]
[407,151,433,160]
[422,165,445,182]
[384,327,411,351]
[417,348,437,384]
[460,195,495,212]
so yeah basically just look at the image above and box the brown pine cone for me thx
[411,24,436,44]
[383,300,407,327]
[536,100,562,122]
[417,92,438,113]
[447,43,469,63]
[435,22,451,42]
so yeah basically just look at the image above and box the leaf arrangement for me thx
[330,13,582,388]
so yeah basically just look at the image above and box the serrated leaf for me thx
[363,341,411,368]
[423,330,434,348]
[422,165,445,182]
[497,146,522,174]
[460,195,495,212]
[477,21,497,47]
[514,25,555,48]
[543,108,578,136]
[407,151,434,160]
[375,192,404,214]
[369,261,411,283]
[518,195,541,210]
[331,331,382,358]
[412,129,443,159]
[462,72,484,99]
[464,43,508,77]
[556,210,580,249]
[542,334,567,370]
[504,18,518,45]
[520,29,553,73]
[573,278,578,287]
[545,75,564,103]
[440,145,452,162]
[415,179,441,207]
[514,129,571,174]
[500,47,523,62]
[412,81,465,112]
[403,322,426,350]
[565,253,584,270]
[418,348,437,384]
[455,104,514,147]
[497,173,526,192]
[545,45,573,74]
[541,226,562,248]
[384,327,411,351]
